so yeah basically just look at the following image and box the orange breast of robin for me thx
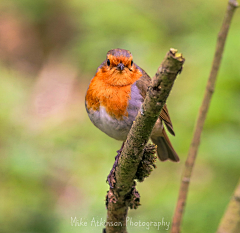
[85,65,142,120]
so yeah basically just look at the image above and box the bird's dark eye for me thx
[131,60,133,66]
[107,59,110,66]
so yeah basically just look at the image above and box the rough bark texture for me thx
[171,1,239,233]
[105,49,185,233]
[216,179,240,233]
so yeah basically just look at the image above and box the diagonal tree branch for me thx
[171,1,239,232]
[216,178,240,233]
[104,49,185,233]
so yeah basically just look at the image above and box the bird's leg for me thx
[107,142,125,188]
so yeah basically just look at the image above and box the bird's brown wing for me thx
[136,67,175,136]
[135,67,151,99]
[136,66,179,162]
[160,104,175,136]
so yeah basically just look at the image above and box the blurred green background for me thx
[0,0,239,232]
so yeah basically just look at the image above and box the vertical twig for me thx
[216,178,240,233]
[171,1,239,232]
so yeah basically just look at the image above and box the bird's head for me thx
[96,48,142,86]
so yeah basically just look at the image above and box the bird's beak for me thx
[117,63,125,71]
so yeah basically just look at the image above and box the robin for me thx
[85,48,179,166]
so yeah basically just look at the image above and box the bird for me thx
[85,48,179,165]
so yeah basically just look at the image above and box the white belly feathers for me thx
[86,82,144,141]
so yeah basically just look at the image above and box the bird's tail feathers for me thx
[151,129,179,162]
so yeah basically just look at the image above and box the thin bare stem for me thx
[171,1,239,232]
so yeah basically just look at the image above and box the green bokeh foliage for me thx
[0,0,239,232]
